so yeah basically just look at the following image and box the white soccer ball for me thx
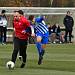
[6,61,15,69]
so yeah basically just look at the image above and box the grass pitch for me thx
[0,44,75,75]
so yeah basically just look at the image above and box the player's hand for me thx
[31,33,35,37]
[22,30,26,34]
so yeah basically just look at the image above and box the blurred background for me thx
[0,0,75,7]
[0,7,75,42]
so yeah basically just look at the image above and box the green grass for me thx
[0,44,75,75]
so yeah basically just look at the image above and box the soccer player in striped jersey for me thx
[29,15,49,65]
[35,16,49,65]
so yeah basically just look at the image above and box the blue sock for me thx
[36,42,43,56]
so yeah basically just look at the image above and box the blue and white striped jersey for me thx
[35,16,48,34]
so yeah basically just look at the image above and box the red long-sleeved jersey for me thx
[13,16,30,40]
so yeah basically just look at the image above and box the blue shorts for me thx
[36,32,49,44]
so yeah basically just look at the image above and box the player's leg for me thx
[3,27,7,44]
[20,40,28,68]
[36,32,43,55]
[36,32,49,65]
[69,30,72,43]
[64,29,68,43]
[41,44,46,56]
[11,37,20,63]
[19,49,22,61]
[0,26,3,44]
[36,36,42,55]
[41,32,49,56]
[36,34,44,65]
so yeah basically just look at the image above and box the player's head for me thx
[14,10,24,20]
[35,16,44,23]
[29,15,34,21]
[18,10,24,15]
[67,11,71,16]
[35,16,46,25]
[28,15,35,24]
[1,10,6,14]
[1,10,6,15]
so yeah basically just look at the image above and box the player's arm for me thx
[30,25,35,37]
[42,20,46,25]
[22,18,35,37]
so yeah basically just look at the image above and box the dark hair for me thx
[1,10,6,14]
[67,11,70,14]
[28,15,34,21]
[14,10,24,15]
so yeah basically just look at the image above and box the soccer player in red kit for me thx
[11,10,34,68]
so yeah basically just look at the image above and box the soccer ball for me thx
[6,61,15,69]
